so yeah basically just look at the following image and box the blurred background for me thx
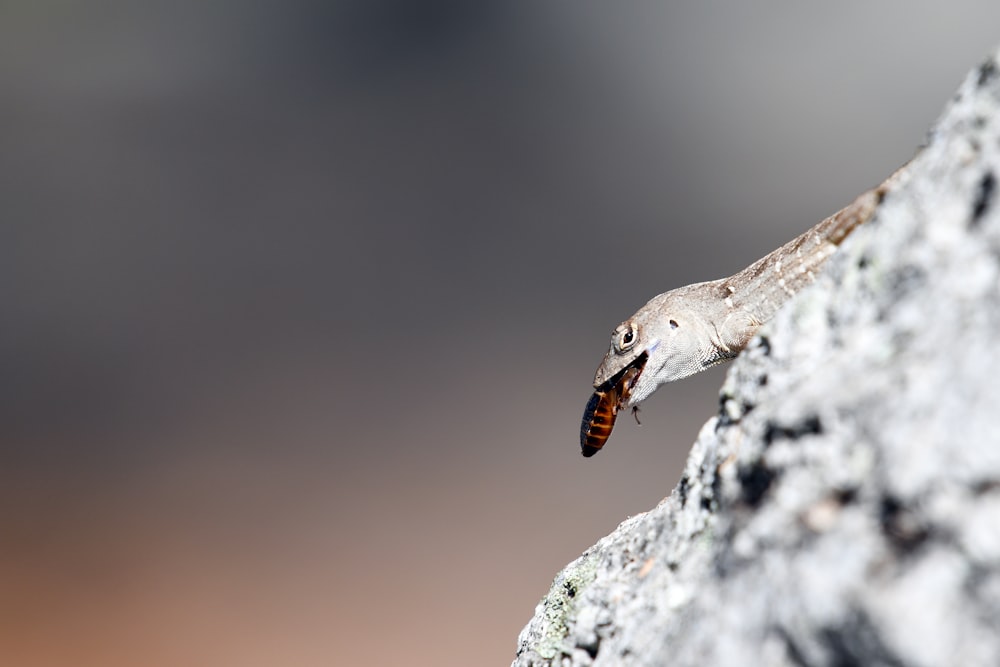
[2,2,999,665]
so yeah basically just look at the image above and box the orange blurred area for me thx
[3,2,1000,665]
[0,372,703,666]
[0,330,710,666]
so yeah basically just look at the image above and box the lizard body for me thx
[580,161,911,456]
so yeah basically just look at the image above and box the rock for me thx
[513,47,1000,667]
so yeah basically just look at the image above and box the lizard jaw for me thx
[593,336,657,387]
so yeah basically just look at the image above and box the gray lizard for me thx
[580,161,912,456]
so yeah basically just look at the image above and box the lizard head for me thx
[593,291,717,407]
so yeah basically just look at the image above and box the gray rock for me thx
[514,48,1000,667]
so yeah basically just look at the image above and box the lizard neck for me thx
[718,186,883,340]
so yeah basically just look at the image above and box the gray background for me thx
[3,2,999,665]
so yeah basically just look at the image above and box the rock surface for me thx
[514,48,1000,667]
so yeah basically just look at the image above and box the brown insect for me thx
[579,353,647,457]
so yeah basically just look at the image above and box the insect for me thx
[579,353,647,457]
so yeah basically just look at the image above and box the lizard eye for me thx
[616,325,637,352]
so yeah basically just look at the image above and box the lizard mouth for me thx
[580,352,648,457]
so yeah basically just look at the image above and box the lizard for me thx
[580,159,913,457]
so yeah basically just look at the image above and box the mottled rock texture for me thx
[514,48,1000,667]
